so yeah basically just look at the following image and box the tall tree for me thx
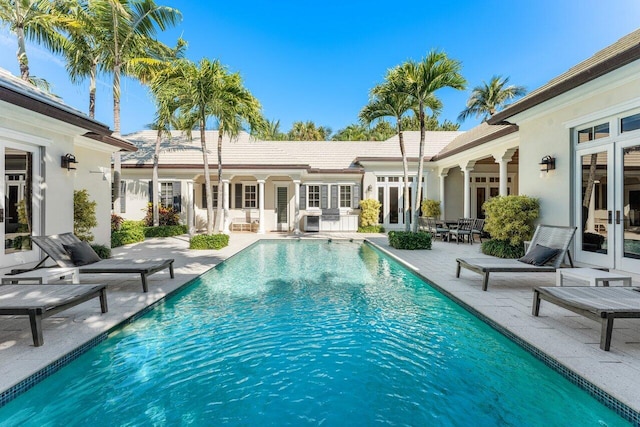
[152,58,264,234]
[0,0,67,81]
[360,83,419,230]
[92,0,180,213]
[287,121,331,141]
[399,114,460,131]
[391,50,466,232]
[458,75,526,122]
[253,119,285,140]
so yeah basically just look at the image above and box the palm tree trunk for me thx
[412,103,426,232]
[201,121,213,234]
[398,124,410,232]
[582,153,599,229]
[152,129,161,227]
[213,128,224,233]
[16,25,29,81]
[112,62,122,213]
[89,62,97,118]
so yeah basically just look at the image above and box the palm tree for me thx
[287,121,331,141]
[152,58,264,234]
[391,50,466,232]
[360,82,419,230]
[253,119,285,140]
[0,0,68,81]
[458,75,526,122]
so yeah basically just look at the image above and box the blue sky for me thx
[1,0,639,136]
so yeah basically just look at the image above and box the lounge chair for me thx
[0,284,107,346]
[532,286,640,351]
[31,233,174,293]
[456,225,577,291]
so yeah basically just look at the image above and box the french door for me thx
[377,178,404,229]
[576,139,640,272]
[0,142,40,268]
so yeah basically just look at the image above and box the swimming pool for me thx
[0,240,630,425]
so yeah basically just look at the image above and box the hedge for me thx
[111,220,145,248]
[388,231,432,250]
[190,233,229,250]
[91,244,112,259]
[358,225,385,233]
[481,239,524,259]
[144,225,188,238]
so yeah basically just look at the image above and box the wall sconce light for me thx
[61,153,78,170]
[539,155,555,173]
[367,184,373,192]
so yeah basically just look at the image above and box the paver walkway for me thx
[0,233,639,417]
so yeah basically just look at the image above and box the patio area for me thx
[1,232,640,418]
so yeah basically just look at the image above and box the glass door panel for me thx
[389,186,399,224]
[576,146,614,269]
[276,186,288,231]
[5,149,32,254]
[622,145,640,261]
[377,187,384,224]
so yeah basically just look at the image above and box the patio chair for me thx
[448,218,474,244]
[471,218,485,243]
[456,225,577,291]
[425,218,450,241]
[532,286,640,351]
[0,284,107,346]
[31,233,174,293]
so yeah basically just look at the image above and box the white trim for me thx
[564,98,640,129]
[0,128,51,147]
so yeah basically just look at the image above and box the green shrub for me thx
[91,244,111,259]
[111,220,145,248]
[358,225,385,233]
[143,203,180,226]
[359,198,381,227]
[421,199,441,218]
[12,235,31,250]
[388,231,432,250]
[481,239,525,258]
[190,233,229,250]
[483,195,539,247]
[74,189,97,242]
[144,225,188,238]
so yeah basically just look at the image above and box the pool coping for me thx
[1,237,638,424]
[366,239,640,425]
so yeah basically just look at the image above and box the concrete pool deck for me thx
[0,233,639,419]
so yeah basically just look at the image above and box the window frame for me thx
[307,184,321,209]
[339,185,352,208]
[243,184,257,209]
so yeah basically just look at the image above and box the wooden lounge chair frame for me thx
[0,284,107,346]
[31,233,174,293]
[456,225,577,291]
[532,286,640,351]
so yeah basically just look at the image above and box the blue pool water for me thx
[0,240,630,426]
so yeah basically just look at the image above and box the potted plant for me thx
[421,199,441,218]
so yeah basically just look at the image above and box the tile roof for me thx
[431,123,518,160]
[489,28,640,124]
[121,130,462,171]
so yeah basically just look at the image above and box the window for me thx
[244,185,257,208]
[339,185,351,208]
[621,113,640,133]
[577,122,609,143]
[202,184,218,208]
[308,185,320,208]
[160,182,173,208]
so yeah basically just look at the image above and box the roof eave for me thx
[488,43,640,124]
[431,125,519,161]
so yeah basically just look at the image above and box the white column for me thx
[222,179,230,234]
[463,167,472,218]
[257,179,265,234]
[498,159,509,196]
[439,170,448,220]
[294,180,301,234]
[186,180,194,235]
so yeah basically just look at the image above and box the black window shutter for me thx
[330,185,338,209]
[148,180,153,202]
[352,184,361,208]
[235,183,243,208]
[321,185,328,209]
[202,183,206,208]
[173,181,182,212]
[299,185,306,210]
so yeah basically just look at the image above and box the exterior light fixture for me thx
[61,153,78,170]
[539,155,555,173]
